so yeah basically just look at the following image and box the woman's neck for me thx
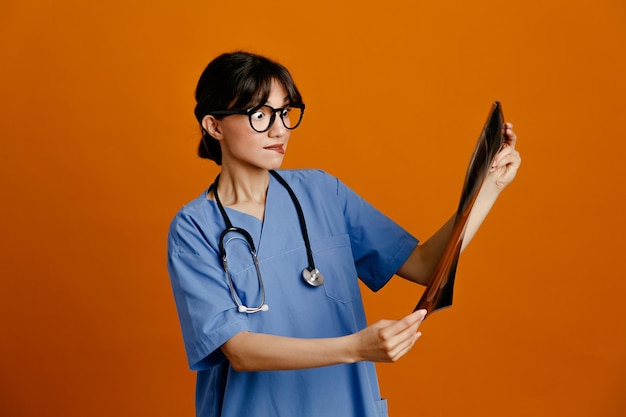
[213,167,271,221]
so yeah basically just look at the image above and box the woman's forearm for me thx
[221,331,357,372]
[396,185,501,286]
[221,309,426,372]
[461,182,500,251]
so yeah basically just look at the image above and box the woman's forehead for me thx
[237,78,290,108]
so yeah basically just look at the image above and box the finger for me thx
[380,311,425,352]
[394,309,426,334]
[493,149,521,171]
[491,143,514,171]
[379,309,425,338]
[409,308,427,323]
[389,330,423,361]
[503,122,517,149]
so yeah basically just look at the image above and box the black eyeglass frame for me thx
[209,104,305,133]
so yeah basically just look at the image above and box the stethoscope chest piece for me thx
[302,268,324,287]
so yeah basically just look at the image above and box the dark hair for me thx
[194,51,303,165]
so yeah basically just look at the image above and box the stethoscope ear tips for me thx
[260,304,269,312]
[238,305,247,313]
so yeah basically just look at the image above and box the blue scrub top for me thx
[167,169,418,417]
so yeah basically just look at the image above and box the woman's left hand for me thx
[487,122,522,191]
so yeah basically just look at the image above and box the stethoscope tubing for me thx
[268,171,318,273]
[210,170,323,314]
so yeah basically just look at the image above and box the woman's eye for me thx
[281,108,290,117]
[251,111,265,120]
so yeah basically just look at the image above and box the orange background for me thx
[1,0,625,416]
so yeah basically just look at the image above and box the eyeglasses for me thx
[209,104,305,133]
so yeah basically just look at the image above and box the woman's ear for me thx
[202,115,223,140]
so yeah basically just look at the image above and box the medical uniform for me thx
[167,169,418,417]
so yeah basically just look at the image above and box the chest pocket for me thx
[311,234,361,303]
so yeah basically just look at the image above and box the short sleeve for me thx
[336,179,419,291]
[167,207,250,370]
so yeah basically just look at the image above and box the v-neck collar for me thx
[208,172,304,260]
[211,173,279,258]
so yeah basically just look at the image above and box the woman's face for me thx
[213,80,292,172]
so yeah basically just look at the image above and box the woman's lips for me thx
[264,144,284,154]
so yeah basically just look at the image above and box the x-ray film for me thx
[414,101,505,316]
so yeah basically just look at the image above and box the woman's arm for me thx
[221,309,426,372]
[397,123,522,285]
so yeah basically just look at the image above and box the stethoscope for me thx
[210,170,324,313]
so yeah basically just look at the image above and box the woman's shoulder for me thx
[173,188,209,213]
[169,189,216,231]
[276,168,338,187]
[275,169,358,201]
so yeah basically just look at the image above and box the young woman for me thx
[167,51,521,417]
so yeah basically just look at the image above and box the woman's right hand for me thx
[351,309,426,363]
